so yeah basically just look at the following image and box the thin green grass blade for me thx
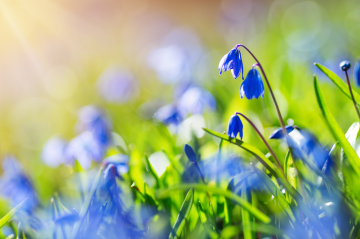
[70,167,103,239]
[156,184,271,223]
[169,188,194,239]
[0,198,27,229]
[241,180,254,239]
[145,155,161,188]
[314,75,360,175]
[252,167,296,222]
[314,63,360,106]
[203,128,277,174]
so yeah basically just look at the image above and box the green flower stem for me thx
[236,112,285,175]
[237,45,287,136]
[345,70,360,121]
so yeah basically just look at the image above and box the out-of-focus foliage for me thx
[1,0,360,238]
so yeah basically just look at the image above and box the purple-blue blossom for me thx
[41,136,68,168]
[0,156,38,212]
[240,68,264,99]
[177,86,216,118]
[97,68,139,103]
[153,104,182,126]
[218,46,244,80]
[65,131,105,169]
[77,105,112,147]
[227,114,243,139]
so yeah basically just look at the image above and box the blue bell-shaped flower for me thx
[184,144,197,162]
[218,46,244,80]
[227,114,243,139]
[240,68,264,99]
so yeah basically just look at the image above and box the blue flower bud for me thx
[240,68,264,99]
[339,61,351,71]
[184,144,197,162]
[227,114,243,139]
[354,59,360,87]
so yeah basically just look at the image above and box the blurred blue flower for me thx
[218,46,244,79]
[77,105,112,147]
[147,45,188,84]
[354,59,360,87]
[0,156,38,212]
[240,68,264,99]
[66,132,105,169]
[184,144,197,162]
[103,154,129,179]
[153,104,182,126]
[269,125,296,139]
[41,136,68,168]
[227,114,243,139]
[97,68,139,103]
[287,129,329,169]
[177,86,216,117]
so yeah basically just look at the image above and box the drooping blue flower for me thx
[218,46,244,80]
[153,104,182,126]
[184,144,197,162]
[269,125,297,139]
[354,59,360,87]
[41,136,68,168]
[65,131,105,169]
[97,68,139,103]
[177,86,216,118]
[0,156,38,212]
[286,129,329,169]
[240,68,264,99]
[103,154,129,179]
[77,105,113,147]
[227,114,243,139]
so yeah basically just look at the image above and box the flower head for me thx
[184,144,197,162]
[0,156,38,212]
[269,125,297,139]
[227,114,243,139]
[97,68,139,103]
[218,46,244,80]
[103,154,129,179]
[41,136,68,168]
[177,86,216,118]
[65,131,105,169]
[354,59,360,87]
[77,105,113,147]
[339,60,351,71]
[240,68,264,99]
[153,104,182,126]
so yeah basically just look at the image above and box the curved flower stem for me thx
[236,112,285,176]
[236,44,287,136]
[344,70,360,121]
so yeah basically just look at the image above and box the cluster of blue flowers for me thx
[42,105,116,170]
[219,45,264,99]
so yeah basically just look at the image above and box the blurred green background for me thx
[0,0,360,205]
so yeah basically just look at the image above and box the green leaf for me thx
[70,167,103,239]
[202,128,301,201]
[314,75,360,176]
[145,155,161,188]
[169,188,194,239]
[241,180,254,239]
[0,198,27,229]
[202,128,277,174]
[314,63,360,106]
[156,183,271,223]
[252,167,296,223]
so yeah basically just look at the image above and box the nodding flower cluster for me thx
[219,45,264,100]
